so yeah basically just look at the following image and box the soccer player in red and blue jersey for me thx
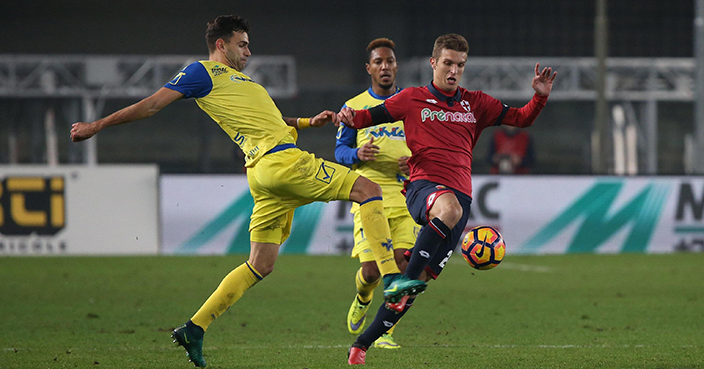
[338,33,557,365]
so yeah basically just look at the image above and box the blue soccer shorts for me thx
[403,179,473,279]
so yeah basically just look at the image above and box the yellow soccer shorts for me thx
[247,146,359,245]
[352,206,420,263]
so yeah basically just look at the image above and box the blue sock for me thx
[405,218,451,279]
[355,297,416,348]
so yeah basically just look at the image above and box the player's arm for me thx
[283,110,339,130]
[70,87,183,142]
[496,63,557,128]
[336,104,395,129]
[335,117,361,164]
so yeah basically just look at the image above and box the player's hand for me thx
[336,107,356,127]
[532,63,557,97]
[310,110,337,127]
[398,156,410,176]
[70,122,99,142]
[357,136,379,161]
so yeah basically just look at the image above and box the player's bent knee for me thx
[254,263,275,278]
[431,201,463,228]
[361,270,381,283]
[349,176,382,204]
[361,262,381,283]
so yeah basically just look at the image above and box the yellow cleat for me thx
[347,296,371,334]
[373,333,401,349]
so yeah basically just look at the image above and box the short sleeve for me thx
[164,62,213,99]
[381,88,412,121]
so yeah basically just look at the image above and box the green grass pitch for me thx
[1,253,702,368]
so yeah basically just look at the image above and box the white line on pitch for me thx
[449,258,553,272]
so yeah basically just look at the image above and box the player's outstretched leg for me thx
[382,274,426,303]
[172,261,264,367]
[172,321,206,367]
[348,296,415,364]
[348,343,367,365]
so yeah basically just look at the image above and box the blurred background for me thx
[0,0,700,175]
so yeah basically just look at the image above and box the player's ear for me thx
[366,63,372,75]
[429,57,436,70]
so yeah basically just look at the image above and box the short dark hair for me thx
[432,34,469,59]
[366,38,395,60]
[205,15,250,53]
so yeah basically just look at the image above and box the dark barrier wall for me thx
[0,0,696,174]
[1,0,694,88]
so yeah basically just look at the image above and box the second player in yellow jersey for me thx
[335,38,420,350]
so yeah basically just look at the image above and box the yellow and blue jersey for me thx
[335,87,410,210]
[165,60,296,168]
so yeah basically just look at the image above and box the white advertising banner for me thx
[161,175,704,255]
[470,176,703,254]
[0,165,159,255]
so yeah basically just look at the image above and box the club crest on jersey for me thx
[420,107,477,124]
[461,100,471,112]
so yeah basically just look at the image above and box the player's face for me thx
[222,31,251,71]
[430,48,467,92]
[366,47,397,92]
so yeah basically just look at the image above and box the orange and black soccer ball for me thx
[461,226,506,270]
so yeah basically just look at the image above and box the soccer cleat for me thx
[384,295,410,313]
[382,274,426,303]
[172,323,207,368]
[347,296,371,334]
[348,344,367,365]
[373,333,401,349]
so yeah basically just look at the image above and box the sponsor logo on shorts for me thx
[315,163,336,184]
[427,193,437,207]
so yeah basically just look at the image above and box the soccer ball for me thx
[461,226,505,270]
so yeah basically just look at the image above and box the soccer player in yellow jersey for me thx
[335,38,419,350]
[69,15,425,368]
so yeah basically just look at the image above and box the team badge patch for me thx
[315,163,336,184]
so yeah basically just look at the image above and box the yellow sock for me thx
[355,268,380,303]
[359,199,401,276]
[190,261,263,331]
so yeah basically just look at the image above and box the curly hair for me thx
[366,38,396,60]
